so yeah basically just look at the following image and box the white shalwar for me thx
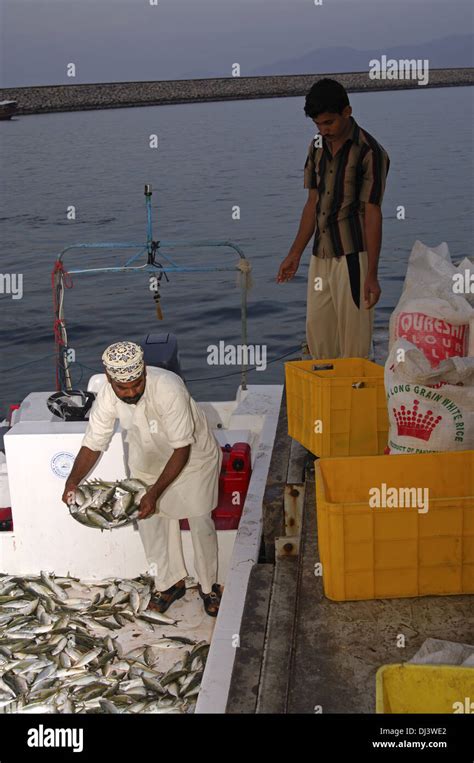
[81,367,222,592]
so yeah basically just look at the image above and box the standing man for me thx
[62,341,223,617]
[277,78,390,359]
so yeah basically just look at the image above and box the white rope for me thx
[235,258,253,290]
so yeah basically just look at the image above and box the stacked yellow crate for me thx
[285,359,474,602]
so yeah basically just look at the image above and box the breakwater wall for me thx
[1,68,473,116]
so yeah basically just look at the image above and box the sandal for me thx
[198,583,222,618]
[147,579,186,614]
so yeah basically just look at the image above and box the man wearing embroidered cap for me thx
[63,341,223,617]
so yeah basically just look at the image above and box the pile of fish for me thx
[0,572,208,713]
[68,478,148,530]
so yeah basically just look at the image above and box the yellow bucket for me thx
[376,663,474,713]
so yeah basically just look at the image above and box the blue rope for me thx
[3,353,57,373]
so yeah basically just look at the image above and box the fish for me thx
[60,598,94,611]
[143,702,185,714]
[138,589,152,613]
[18,702,59,714]
[160,669,188,687]
[0,571,207,714]
[74,648,102,668]
[1,599,39,615]
[127,699,148,713]
[110,590,129,607]
[159,635,196,645]
[3,670,29,697]
[68,507,92,527]
[181,671,204,697]
[129,589,140,615]
[59,652,72,668]
[121,479,148,492]
[40,571,68,601]
[90,486,117,509]
[138,611,178,626]
[146,639,186,650]
[21,582,52,599]
[99,698,121,713]
[85,509,111,530]
[142,676,166,694]
[68,478,148,531]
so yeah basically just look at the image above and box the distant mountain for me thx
[249,34,473,76]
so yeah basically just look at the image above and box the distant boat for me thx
[0,100,18,120]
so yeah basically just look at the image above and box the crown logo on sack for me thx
[393,399,442,441]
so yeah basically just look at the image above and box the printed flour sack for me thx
[389,241,474,366]
[385,339,474,454]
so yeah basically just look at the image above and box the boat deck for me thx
[1,383,284,713]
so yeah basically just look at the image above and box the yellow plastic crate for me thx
[285,358,388,457]
[376,664,474,713]
[315,450,474,601]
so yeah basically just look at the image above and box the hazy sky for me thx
[1,0,473,87]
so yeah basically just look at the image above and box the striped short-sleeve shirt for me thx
[303,116,390,258]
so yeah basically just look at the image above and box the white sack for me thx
[389,241,474,365]
[385,339,474,454]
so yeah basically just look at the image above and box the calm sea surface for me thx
[0,86,473,417]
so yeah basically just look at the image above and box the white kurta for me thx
[81,368,222,520]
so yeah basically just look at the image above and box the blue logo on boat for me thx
[51,452,75,478]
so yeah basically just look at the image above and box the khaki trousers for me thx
[138,512,218,594]
[306,251,374,359]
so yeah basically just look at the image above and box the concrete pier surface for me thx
[226,333,474,714]
[1,68,473,116]
[226,395,474,714]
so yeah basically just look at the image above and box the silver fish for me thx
[68,506,92,526]
[121,479,147,492]
[143,700,185,714]
[99,698,121,714]
[138,611,177,626]
[129,589,140,615]
[3,670,29,697]
[110,590,129,607]
[18,701,59,714]
[90,485,116,509]
[0,571,206,715]
[1,599,39,614]
[59,652,72,668]
[112,492,133,515]
[40,571,68,601]
[127,699,148,713]
[85,509,111,530]
[60,598,93,611]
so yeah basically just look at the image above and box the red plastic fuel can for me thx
[0,508,13,532]
[180,442,252,531]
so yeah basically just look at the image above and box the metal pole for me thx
[145,184,153,256]
[240,269,248,391]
